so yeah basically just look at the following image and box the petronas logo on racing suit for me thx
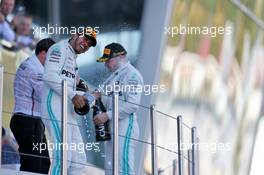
[61,69,75,79]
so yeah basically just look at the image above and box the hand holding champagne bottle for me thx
[93,98,111,141]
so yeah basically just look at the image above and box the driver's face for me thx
[74,36,92,54]
[105,57,119,71]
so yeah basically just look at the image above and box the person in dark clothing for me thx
[10,38,55,174]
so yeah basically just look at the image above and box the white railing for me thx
[0,66,200,175]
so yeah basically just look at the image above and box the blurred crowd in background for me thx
[0,0,36,50]
[0,0,33,169]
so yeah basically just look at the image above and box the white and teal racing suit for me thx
[99,62,143,175]
[41,40,87,175]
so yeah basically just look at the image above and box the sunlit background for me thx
[151,0,264,175]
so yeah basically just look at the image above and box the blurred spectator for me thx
[0,0,14,20]
[0,0,15,41]
[13,14,35,48]
[1,127,20,170]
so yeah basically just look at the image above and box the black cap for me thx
[97,43,127,62]
[83,29,97,47]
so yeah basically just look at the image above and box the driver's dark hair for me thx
[68,33,80,43]
[35,38,55,55]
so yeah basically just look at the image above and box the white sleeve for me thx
[29,69,43,101]
[43,45,76,100]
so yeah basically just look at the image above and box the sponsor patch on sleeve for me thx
[127,74,141,95]
[49,45,62,63]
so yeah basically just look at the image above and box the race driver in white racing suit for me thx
[41,30,97,175]
[94,43,143,175]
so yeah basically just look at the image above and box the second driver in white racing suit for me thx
[41,31,97,175]
[94,43,143,175]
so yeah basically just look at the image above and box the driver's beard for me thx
[110,58,127,72]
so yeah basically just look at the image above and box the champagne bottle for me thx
[93,98,111,141]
